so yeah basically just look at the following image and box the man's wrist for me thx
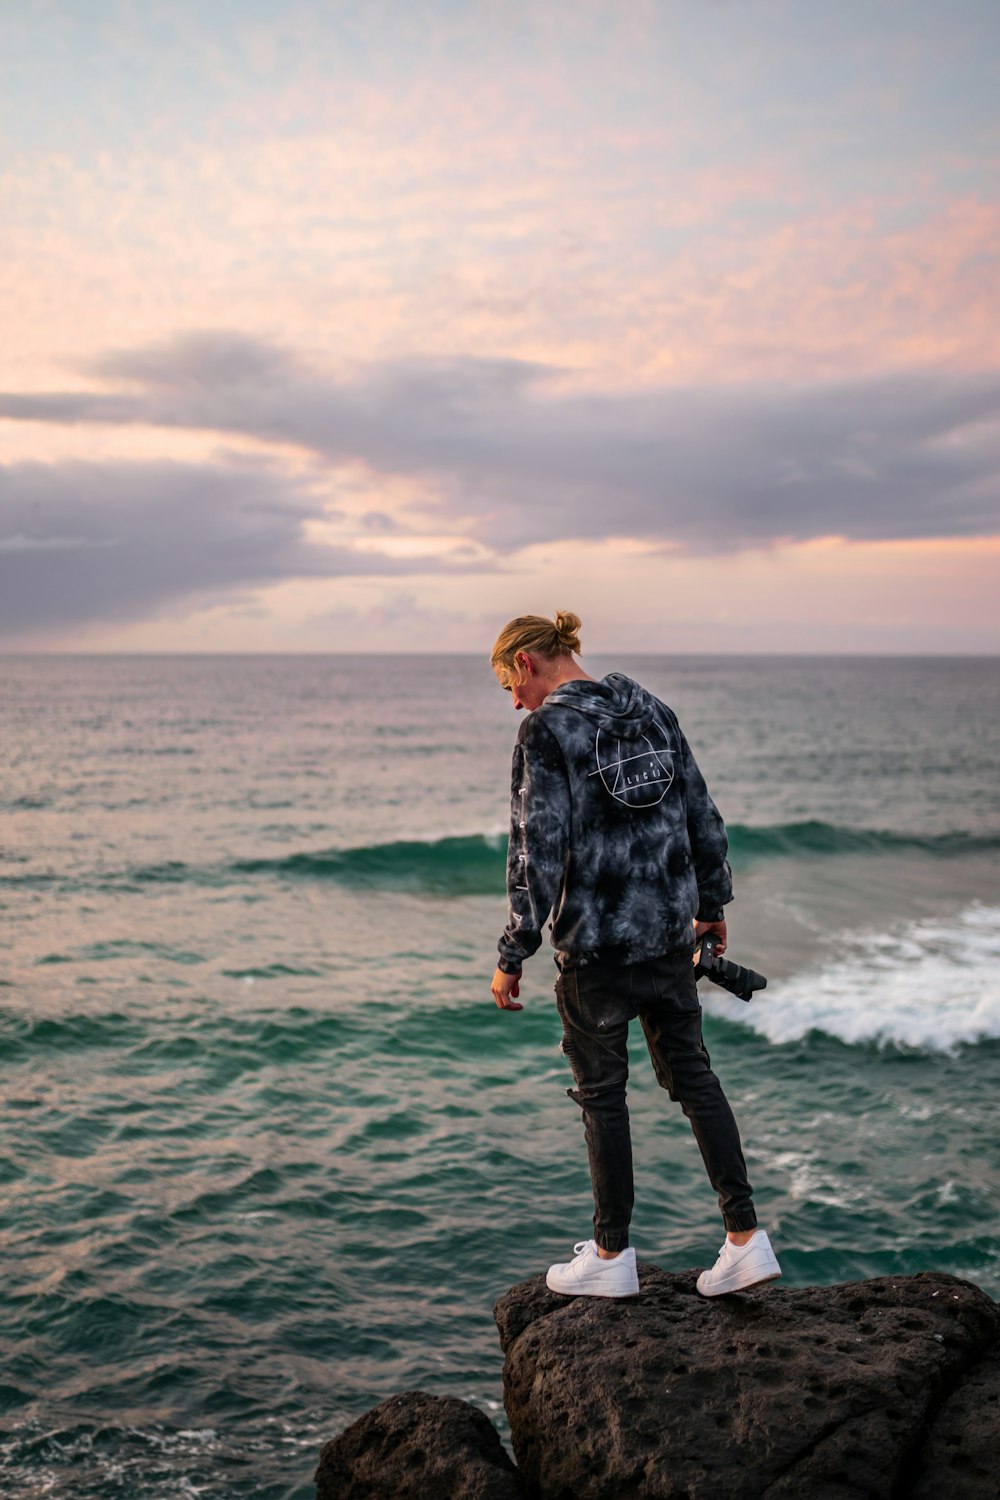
[696,906,725,924]
[496,957,523,976]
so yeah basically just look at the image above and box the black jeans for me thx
[554,947,757,1251]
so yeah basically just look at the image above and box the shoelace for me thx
[573,1240,595,1257]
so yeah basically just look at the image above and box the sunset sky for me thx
[2,0,998,653]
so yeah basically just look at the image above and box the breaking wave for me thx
[4,823,997,897]
[228,821,999,893]
[704,906,1000,1052]
[231,833,509,895]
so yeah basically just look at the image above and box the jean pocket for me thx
[575,968,635,1033]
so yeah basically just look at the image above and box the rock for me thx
[314,1389,525,1500]
[494,1266,1000,1499]
[910,1341,1000,1499]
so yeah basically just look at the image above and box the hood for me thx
[544,673,656,739]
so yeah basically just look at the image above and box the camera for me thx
[694,931,767,1003]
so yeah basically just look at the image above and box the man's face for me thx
[497,653,548,712]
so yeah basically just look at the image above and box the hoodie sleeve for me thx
[496,714,571,974]
[678,727,733,922]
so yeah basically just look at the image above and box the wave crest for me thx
[232,833,508,895]
[704,907,1000,1052]
[228,822,999,895]
[4,822,995,897]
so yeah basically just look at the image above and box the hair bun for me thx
[554,610,582,653]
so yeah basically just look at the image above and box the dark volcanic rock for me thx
[314,1389,525,1500]
[494,1266,999,1499]
[911,1340,1000,1499]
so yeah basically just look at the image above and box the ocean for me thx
[1,653,998,1498]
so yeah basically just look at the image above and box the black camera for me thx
[694,931,767,1003]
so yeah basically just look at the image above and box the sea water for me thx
[1,654,998,1498]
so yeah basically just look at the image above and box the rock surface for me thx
[494,1266,1000,1499]
[314,1389,525,1500]
[910,1341,1000,1499]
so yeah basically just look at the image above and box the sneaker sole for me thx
[545,1275,640,1298]
[696,1268,782,1298]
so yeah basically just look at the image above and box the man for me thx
[489,611,781,1298]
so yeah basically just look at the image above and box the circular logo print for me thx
[593,724,675,808]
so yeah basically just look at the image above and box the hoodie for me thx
[496,672,732,973]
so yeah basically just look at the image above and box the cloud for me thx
[3,332,1000,554]
[0,457,476,639]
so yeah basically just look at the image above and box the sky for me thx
[1,0,998,653]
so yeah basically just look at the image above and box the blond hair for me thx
[490,611,583,689]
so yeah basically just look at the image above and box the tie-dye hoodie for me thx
[496,672,732,974]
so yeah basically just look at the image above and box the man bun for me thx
[554,610,582,654]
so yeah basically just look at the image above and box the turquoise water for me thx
[1,654,998,1497]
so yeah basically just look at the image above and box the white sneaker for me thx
[696,1230,782,1296]
[545,1239,640,1297]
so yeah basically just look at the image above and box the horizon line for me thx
[2,649,998,661]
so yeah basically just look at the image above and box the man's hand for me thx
[693,919,727,955]
[491,967,523,1010]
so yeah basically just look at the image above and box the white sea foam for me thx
[704,905,1000,1052]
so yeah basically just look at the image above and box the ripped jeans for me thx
[554,946,757,1252]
